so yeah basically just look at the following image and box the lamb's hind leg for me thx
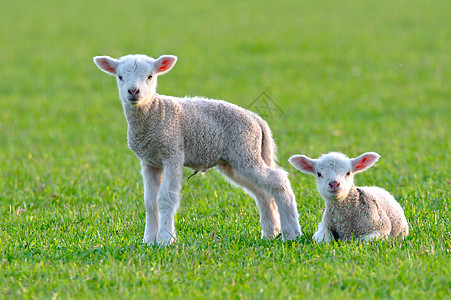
[141,161,162,245]
[361,212,392,242]
[216,164,281,239]
[236,165,302,241]
[156,161,183,246]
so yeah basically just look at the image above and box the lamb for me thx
[288,151,408,243]
[93,54,302,245]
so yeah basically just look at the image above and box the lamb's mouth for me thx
[328,189,342,195]
[128,98,141,105]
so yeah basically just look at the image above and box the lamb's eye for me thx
[147,75,153,80]
[346,172,351,176]
[118,75,123,81]
[317,172,322,177]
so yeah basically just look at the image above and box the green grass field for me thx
[0,0,449,298]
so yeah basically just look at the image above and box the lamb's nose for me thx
[329,181,340,189]
[128,88,140,96]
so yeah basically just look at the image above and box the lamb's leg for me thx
[361,231,382,242]
[141,162,163,245]
[312,216,332,244]
[237,165,302,241]
[156,162,183,245]
[362,213,392,242]
[216,165,281,239]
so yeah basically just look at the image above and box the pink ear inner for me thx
[158,59,172,71]
[354,157,369,170]
[102,60,115,73]
[299,158,314,172]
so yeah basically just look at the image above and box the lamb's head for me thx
[289,152,380,202]
[93,54,177,106]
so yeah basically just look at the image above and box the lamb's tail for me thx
[252,114,277,168]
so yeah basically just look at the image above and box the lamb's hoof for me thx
[312,229,333,244]
[261,228,281,240]
[312,232,325,244]
[143,237,157,246]
[282,230,303,241]
[157,239,175,246]
[156,231,176,246]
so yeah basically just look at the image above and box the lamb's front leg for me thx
[141,162,163,245]
[156,161,183,245]
[313,213,332,244]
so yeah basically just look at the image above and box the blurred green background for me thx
[0,0,449,298]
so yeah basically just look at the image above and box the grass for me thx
[0,0,449,298]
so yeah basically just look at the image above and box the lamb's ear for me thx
[288,155,317,175]
[154,55,177,75]
[351,152,380,173]
[93,56,119,75]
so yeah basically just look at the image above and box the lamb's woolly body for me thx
[125,95,273,171]
[323,186,408,241]
[93,54,301,245]
[289,151,408,243]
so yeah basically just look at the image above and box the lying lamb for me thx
[93,54,302,245]
[289,151,408,243]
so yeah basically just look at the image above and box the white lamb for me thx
[289,152,408,243]
[93,54,302,245]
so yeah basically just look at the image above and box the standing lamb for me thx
[93,54,302,245]
[288,152,408,243]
